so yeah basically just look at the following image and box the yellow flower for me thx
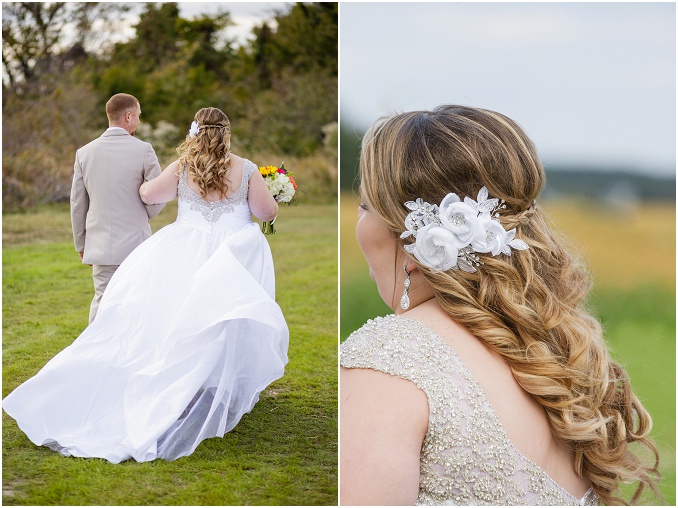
[259,165,278,176]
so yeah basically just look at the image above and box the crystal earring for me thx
[400,266,411,310]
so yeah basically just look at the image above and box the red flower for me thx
[277,168,286,174]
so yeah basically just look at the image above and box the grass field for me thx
[2,202,338,506]
[341,193,676,505]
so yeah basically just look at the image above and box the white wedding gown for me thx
[3,159,289,463]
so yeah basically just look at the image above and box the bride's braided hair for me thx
[177,107,232,199]
[359,105,660,505]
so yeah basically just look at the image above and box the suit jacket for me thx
[71,129,165,265]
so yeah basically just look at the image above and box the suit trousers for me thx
[90,264,119,324]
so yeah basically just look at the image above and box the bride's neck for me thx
[393,275,436,315]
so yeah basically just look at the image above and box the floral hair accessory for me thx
[400,187,529,273]
[189,121,200,138]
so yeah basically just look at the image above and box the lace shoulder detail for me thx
[177,160,253,222]
[340,315,598,506]
[242,158,257,180]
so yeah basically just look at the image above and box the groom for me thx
[71,93,165,323]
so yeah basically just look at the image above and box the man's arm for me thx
[142,143,166,219]
[70,151,89,258]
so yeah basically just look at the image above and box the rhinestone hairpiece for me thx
[400,187,529,273]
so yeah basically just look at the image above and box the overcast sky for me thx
[340,2,676,176]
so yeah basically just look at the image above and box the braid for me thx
[500,201,537,229]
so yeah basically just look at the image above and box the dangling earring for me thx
[400,266,411,310]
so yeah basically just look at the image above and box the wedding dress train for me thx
[3,159,289,463]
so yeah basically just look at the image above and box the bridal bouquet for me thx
[258,163,297,234]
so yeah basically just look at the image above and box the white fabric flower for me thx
[189,121,200,138]
[438,193,483,246]
[471,214,508,255]
[401,186,530,272]
[404,223,460,271]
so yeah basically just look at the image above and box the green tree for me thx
[95,3,234,127]
[2,2,129,94]
[3,2,338,210]
[272,2,338,74]
[2,2,69,91]
[179,13,233,76]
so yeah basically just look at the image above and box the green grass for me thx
[2,202,338,505]
[590,286,676,504]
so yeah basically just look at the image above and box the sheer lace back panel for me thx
[341,315,598,506]
[177,159,256,230]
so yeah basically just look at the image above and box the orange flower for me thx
[289,176,297,190]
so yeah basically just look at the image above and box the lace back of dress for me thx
[177,160,255,223]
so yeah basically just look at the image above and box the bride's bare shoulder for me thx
[229,153,244,167]
[340,365,427,505]
[341,365,428,430]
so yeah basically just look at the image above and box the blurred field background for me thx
[341,183,676,504]
[2,2,337,505]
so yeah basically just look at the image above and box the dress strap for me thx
[242,159,257,181]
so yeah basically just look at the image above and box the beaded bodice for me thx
[340,315,598,506]
[177,159,256,224]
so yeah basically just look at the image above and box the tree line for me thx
[3,2,338,210]
[340,122,675,202]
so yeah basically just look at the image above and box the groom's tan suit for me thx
[71,128,164,323]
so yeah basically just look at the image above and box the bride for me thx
[3,107,289,463]
[340,105,660,505]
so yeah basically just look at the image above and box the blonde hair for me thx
[177,107,232,199]
[105,93,139,123]
[359,105,660,505]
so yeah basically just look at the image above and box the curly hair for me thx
[359,105,660,505]
[176,107,232,199]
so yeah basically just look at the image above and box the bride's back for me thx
[406,301,590,499]
[186,154,244,203]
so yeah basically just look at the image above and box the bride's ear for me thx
[404,258,418,275]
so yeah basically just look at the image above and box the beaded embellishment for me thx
[340,315,598,506]
[178,160,255,222]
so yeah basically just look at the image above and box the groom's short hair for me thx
[106,93,139,123]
